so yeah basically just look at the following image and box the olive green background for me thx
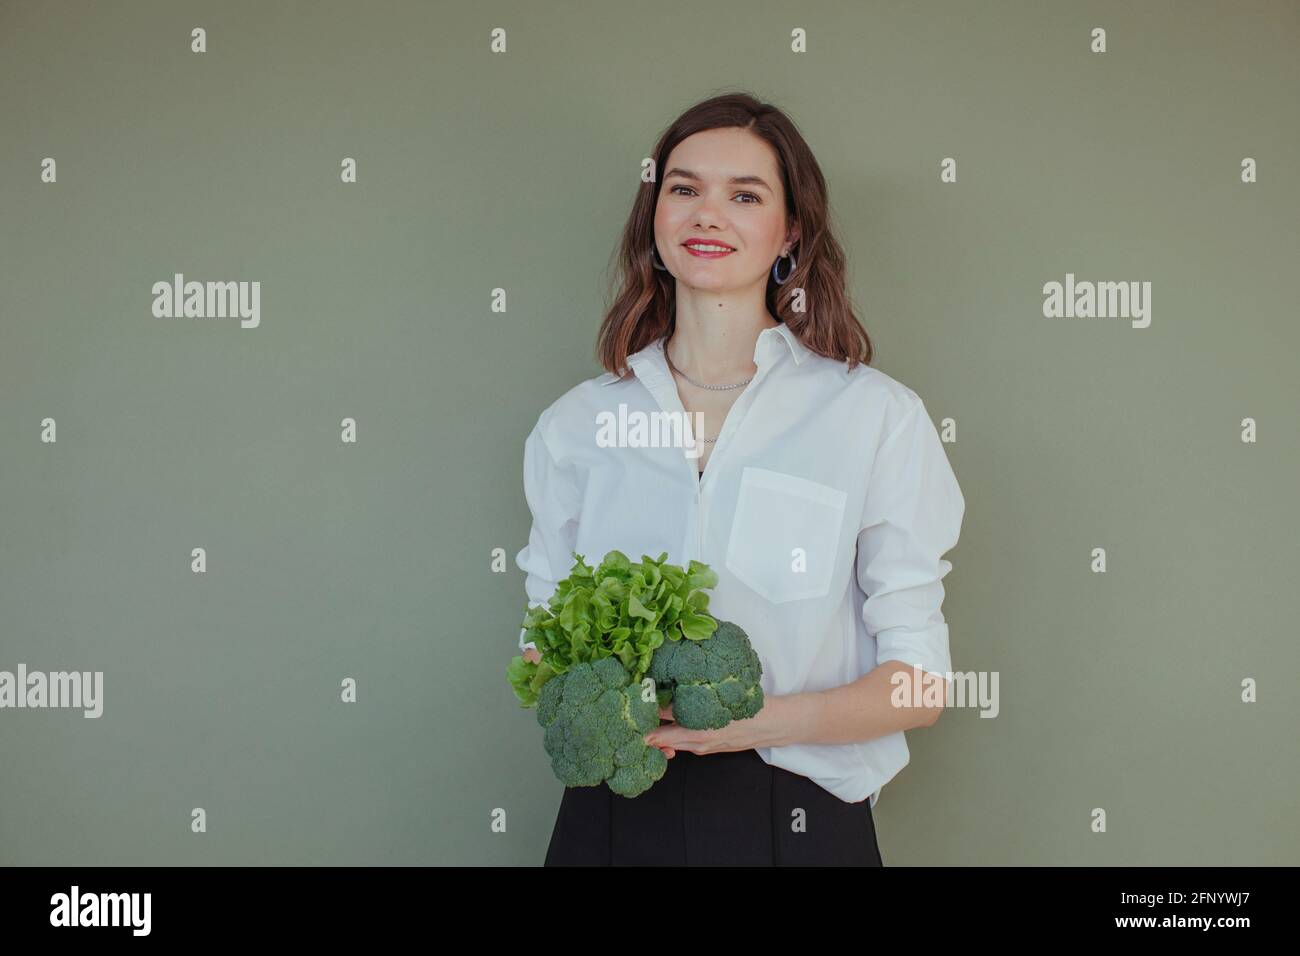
[1,0,1296,865]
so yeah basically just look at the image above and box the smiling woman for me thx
[598,95,868,379]
[516,91,965,867]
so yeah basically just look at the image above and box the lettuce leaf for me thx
[507,550,719,707]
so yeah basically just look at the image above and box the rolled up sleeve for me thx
[856,398,965,681]
[513,415,582,652]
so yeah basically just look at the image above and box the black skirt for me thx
[543,748,883,866]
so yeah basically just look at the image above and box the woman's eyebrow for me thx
[664,168,772,192]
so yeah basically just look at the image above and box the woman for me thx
[515,92,965,866]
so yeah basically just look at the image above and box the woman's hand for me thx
[522,646,541,664]
[650,705,678,759]
[644,696,796,756]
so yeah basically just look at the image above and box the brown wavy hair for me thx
[596,91,872,378]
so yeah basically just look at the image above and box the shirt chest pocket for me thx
[724,467,849,605]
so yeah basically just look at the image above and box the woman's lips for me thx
[682,243,735,258]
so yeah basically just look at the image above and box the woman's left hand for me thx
[645,696,792,756]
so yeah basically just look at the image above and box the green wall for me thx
[1,0,1296,865]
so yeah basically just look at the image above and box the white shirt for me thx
[514,322,965,808]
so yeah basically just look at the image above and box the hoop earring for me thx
[652,246,669,271]
[772,250,796,285]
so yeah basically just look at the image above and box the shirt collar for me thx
[601,322,809,386]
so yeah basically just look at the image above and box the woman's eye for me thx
[669,185,760,204]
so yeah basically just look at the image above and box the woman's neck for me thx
[665,296,779,384]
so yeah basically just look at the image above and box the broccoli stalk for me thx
[647,618,764,730]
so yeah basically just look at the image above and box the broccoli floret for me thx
[648,619,764,730]
[535,657,667,798]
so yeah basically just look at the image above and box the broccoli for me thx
[535,656,668,798]
[647,618,765,730]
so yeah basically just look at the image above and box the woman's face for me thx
[654,127,796,294]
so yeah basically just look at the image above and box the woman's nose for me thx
[693,191,727,226]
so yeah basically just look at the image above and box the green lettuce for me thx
[508,550,718,707]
